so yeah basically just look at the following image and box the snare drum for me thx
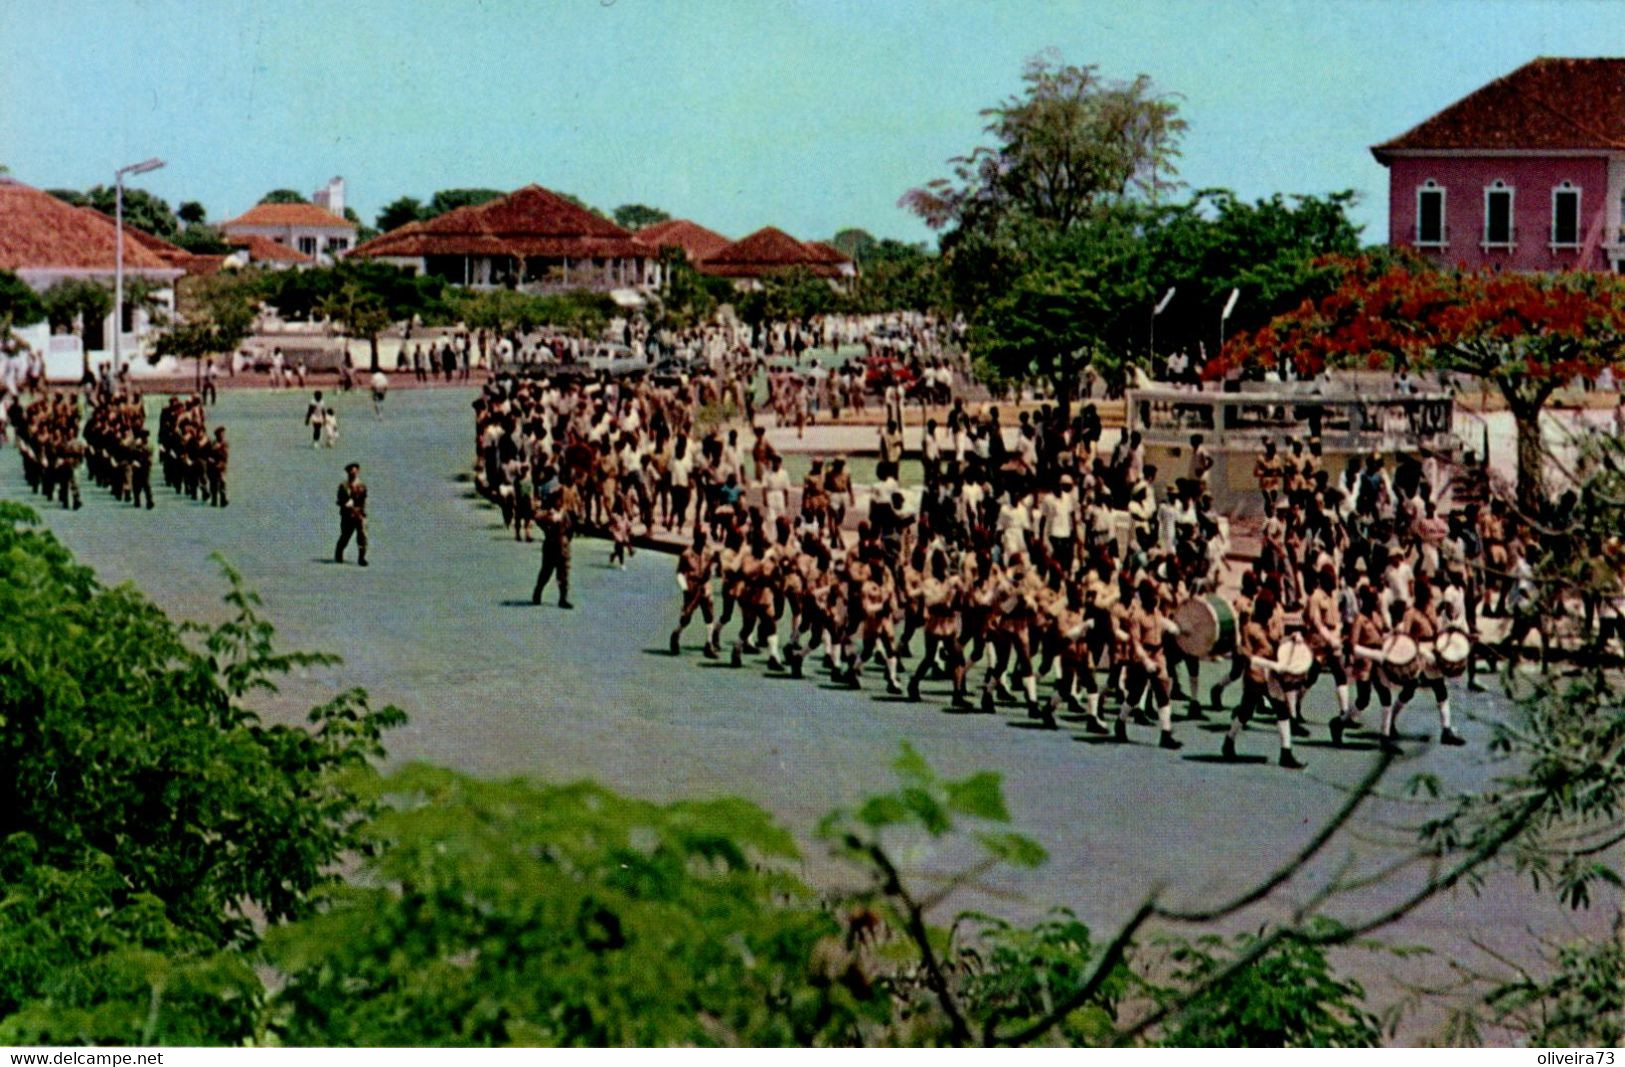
[1275,633,1314,691]
[1379,633,1421,688]
[1434,629,1471,677]
[1174,596,1237,660]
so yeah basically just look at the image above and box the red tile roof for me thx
[1373,57,1625,162]
[634,218,732,262]
[352,184,649,260]
[0,179,179,274]
[229,234,312,264]
[220,201,355,231]
[698,227,842,278]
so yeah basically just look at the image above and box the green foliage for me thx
[1484,938,1623,1047]
[0,504,403,1043]
[258,189,309,205]
[450,287,616,339]
[40,278,113,333]
[176,200,208,226]
[267,764,878,1046]
[848,241,944,314]
[0,269,45,336]
[173,223,231,254]
[655,250,724,330]
[904,52,1184,236]
[1148,923,1382,1047]
[82,186,180,242]
[736,269,847,326]
[46,189,90,208]
[376,195,426,233]
[954,910,1127,1045]
[0,506,404,942]
[156,271,259,362]
[612,204,670,231]
[426,188,506,218]
[830,228,877,263]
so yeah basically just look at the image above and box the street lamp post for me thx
[113,157,165,375]
[1149,286,1175,369]
[1219,286,1240,354]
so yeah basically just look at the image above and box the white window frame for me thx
[1550,181,1581,249]
[297,235,318,257]
[1483,180,1515,249]
[1415,180,1447,247]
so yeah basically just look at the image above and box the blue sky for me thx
[3,1,1621,245]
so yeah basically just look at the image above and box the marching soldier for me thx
[532,471,578,609]
[335,462,369,566]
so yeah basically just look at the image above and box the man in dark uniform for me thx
[532,471,577,609]
[207,426,229,508]
[335,462,368,566]
[126,427,154,509]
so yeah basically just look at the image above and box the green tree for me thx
[612,203,670,230]
[45,188,89,208]
[0,504,403,1043]
[267,764,875,1046]
[41,279,113,377]
[81,186,181,243]
[830,228,878,263]
[904,52,1185,237]
[176,200,208,226]
[174,224,231,254]
[376,195,426,233]
[259,188,309,204]
[426,188,505,218]
[0,270,45,350]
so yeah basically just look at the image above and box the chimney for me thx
[313,177,346,218]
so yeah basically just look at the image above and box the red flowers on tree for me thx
[1216,257,1625,509]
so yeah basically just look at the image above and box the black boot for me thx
[1279,749,1306,771]
[1159,730,1183,751]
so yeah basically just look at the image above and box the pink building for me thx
[1372,57,1625,273]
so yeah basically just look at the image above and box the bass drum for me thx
[1174,596,1237,660]
[1434,629,1471,677]
[1379,633,1421,688]
[1275,633,1314,691]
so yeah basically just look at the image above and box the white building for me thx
[0,178,183,381]
[220,185,356,266]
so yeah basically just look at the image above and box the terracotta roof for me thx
[352,185,649,260]
[220,201,355,231]
[229,234,312,264]
[0,179,179,274]
[698,227,843,278]
[634,218,732,262]
[1373,57,1625,162]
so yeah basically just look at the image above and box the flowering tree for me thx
[1216,259,1625,510]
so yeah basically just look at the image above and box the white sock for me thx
[767,634,781,659]
[1278,719,1293,749]
[1227,718,1243,740]
[1023,676,1038,703]
[1336,684,1351,717]
[1439,697,1452,730]
[1381,703,1397,737]
[1158,703,1173,733]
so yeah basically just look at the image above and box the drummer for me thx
[1336,584,1390,747]
[1383,586,1466,752]
[1207,570,1257,713]
[1221,595,1305,770]
[1304,567,1354,729]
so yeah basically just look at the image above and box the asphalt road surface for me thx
[3,386,1609,1043]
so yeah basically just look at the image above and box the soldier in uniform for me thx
[126,427,154,509]
[335,462,369,566]
[531,472,577,609]
[206,426,229,508]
